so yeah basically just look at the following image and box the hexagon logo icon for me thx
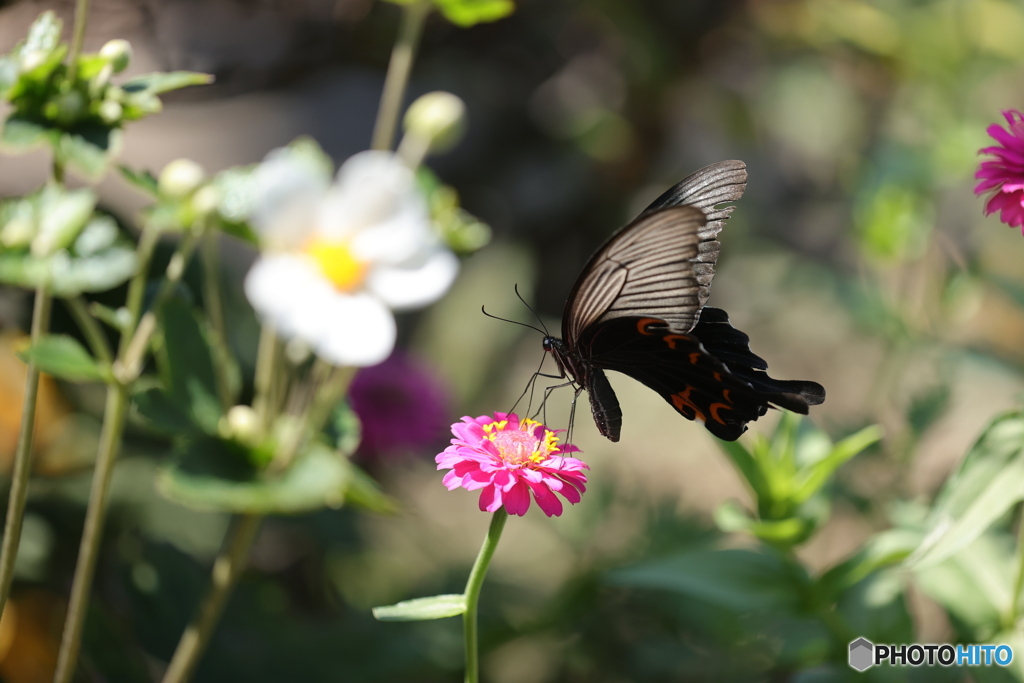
[849,638,874,672]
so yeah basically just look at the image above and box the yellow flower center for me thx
[483,418,560,466]
[304,239,368,292]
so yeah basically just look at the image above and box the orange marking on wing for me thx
[636,318,661,335]
[663,334,688,350]
[713,372,722,382]
[688,352,702,365]
[709,402,734,425]
[670,386,707,423]
[722,389,732,404]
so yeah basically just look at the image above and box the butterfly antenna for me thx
[481,306,547,336]
[514,283,550,336]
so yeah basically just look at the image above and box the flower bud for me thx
[158,159,205,198]
[98,100,122,125]
[99,39,132,73]
[219,405,262,447]
[191,185,220,217]
[403,91,467,153]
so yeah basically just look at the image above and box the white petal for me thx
[315,293,396,366]
[252,152,329,249]
[317,151,431,264]
[367,247,459,311]
[244,256,396,367]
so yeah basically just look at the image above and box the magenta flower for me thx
[976,110,1024,231]
[436,412,588,517]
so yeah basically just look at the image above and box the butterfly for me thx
[543,160,825,442]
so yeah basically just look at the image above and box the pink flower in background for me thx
[976,110,1024,231]
[436,413,588,517]
[349,351,450,462]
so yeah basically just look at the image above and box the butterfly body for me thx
[545,160,825,442]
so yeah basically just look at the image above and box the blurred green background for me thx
[3,0,1024,681]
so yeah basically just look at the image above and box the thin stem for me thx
[118,232,200,383]
[66,0,90,82]
[200,232,232,411]
[370,0,431,151]
[52,383,130,683]
[66,297,112,365]
[160,513,262,683]
[119,227,160,356]
[251,326,282,429]
[462,509,508,683]
[1005,508,1024,628]
[0,288,53,618]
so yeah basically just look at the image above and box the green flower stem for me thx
[463,509,508,683]
[160,513,263,683]
[66,0,90,82]
[200,232,232,411]
[251,325,281,428]
[53,229,198,681]
[53,382,130,683]
[370,0,432,152]
[66,296,112,365]
[118,231,200,383]
[1004,507,1024,628]
[0,287,53,618]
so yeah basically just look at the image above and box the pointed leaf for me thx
[792,425,882,504]
[372,594,466,621]
[716,438,770,502]
[121,71,213,96]
[118,165,159,197]
[17,334,106,382]
[433,0,514,26]
[158,440,351,514]
[159,299,223,433]
[906,413,1024,569]
[1,116,54,151]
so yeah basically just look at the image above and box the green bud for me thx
[158,159,205,198]
[99,39,132,73]
[403,91,467,153]
[47,89,86,127]
[219,405,262,447]
[0,218,35,248]
[190,185,220,217]
[98,99,122,124]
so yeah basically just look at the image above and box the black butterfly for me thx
[543,160,825,442]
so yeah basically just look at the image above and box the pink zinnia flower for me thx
[976,110,1024,231]
[436,412,588,517]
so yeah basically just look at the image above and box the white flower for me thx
[244,149,459,367]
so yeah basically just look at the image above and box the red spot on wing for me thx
[663,334,688,350]
[688,352,701,365]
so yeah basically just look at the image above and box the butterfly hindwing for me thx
[577,313,823,441]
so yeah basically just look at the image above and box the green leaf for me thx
[57,126,123,180]
[118,165,159,197]
[607,547,806,613]
[906,412,1024,569]
[716,438,771,503]
[791,424,882,504]
[158,440,351,514]
[433,0,515,27]
[121,71,213,96]
[836,570,914,645]
[914,532,1014,640]
[1,116,54,151]
[133,387,200,437]
[817,528,921,600]
[714,500,810,544]
[372,594,466,621]
[23,11,63,55]
[17,334,106,382]
[344,463,397,515]
[159,299,223,433]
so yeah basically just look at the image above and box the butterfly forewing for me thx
[642,160,747,308]
[563,206,705,343]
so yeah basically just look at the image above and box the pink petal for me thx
[529,481,563,517]
[479,484,502,513]
[503,480,531,516]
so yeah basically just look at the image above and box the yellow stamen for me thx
[305,239,368,292]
